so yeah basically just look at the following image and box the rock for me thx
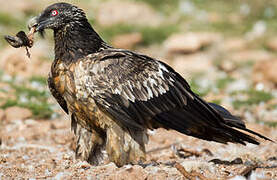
[108,165,147,180]
[0,109,4,121]
[1,48,32,77]
[246,21,267,40]
[181,160,213,173]
[229,50,273,63]
[137,45,168,62]
[252,59,277,86]
[226,79,249,93]
[111,33,142,49]
[96,1,162,27]
[217,60,237,73]
[171,53,213,76]
[266,37,277,51]
[4,107,32,122]
[79,161,91,170]
[50,119,68,129]
[1,44,51,78]
[54,172,69,179]
[223,38,248,51]
[164,32,221,54]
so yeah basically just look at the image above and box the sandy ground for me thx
[0,113,276,179]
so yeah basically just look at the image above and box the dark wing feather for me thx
[75,49,272,144]
[77,49,195,130]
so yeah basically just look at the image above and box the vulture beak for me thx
[28,16,38,31]
[28,16,45,37]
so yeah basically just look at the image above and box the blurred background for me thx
[0,0,276,179]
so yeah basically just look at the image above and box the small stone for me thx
[24,119,37,126]
[229,175,246,180]
[4,106,32,122]
[226,79,249,93]
[22,155,29,160]
[45,169,51,176]
[267,156,277,161]
[18,137,25,142]
[164,32,220,54]
[108,165,147,180]
[229,50,272,63]
[63,154,71,160]
[96,1,162,26]
[54,172,66,180]
[75,161,91,170]
[1,46,51,78]
[253,59,277,86]
[223,38,247,51]
[0,109,5,121]
[171,53,212,76]
[218,60,237,73]
[112,32,142,49]
[246,20,266,40]
[50,120,67,129]
[267,37,277,51]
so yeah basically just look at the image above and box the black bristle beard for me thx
[38,29,45,38]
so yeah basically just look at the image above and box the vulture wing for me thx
[74,48,271,145]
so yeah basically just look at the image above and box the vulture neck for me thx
[54,20,108,63]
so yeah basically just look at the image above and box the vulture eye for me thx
[51,10,59,16]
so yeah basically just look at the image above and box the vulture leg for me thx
[71,114,106,165]
[106,123,147,167]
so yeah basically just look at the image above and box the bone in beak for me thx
[27,27,36,47]
[28,16,38,31]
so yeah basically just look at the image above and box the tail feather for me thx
[208,102,245,128]
[208,102,273,142]
[155,109,260,145]
[153,98,273,145]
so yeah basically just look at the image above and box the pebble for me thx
[28,165,34,172]
[54,172,66,180]
[4,107,32,122]
[63,154,71,160]
[226,79,249,93]
[45,169,51,176]
[229,176,246,180]
[17,137,25,142]
[23,155,29,160]
[24,119,37,126]
[75,161,91,170]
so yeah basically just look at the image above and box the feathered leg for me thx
[71,114,106,165]
[106,123,147,167]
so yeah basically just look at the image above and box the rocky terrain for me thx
[0,0,276,179]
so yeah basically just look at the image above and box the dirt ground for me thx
[0,113,276,179]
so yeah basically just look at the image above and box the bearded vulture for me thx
[26,2,271,167]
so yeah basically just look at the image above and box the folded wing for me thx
[75,49,272,145]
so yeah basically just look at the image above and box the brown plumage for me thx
[27,3,272,167]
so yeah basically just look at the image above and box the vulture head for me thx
[28,3,87,33]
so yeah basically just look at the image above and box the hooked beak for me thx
[28,16,46,37]
[28,16,38,30]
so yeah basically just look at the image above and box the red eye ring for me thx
[51,10,58,16]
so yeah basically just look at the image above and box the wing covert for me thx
[74,49,195,130]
